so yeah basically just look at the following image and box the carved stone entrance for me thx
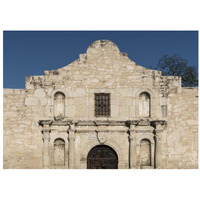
[87,145,118,169]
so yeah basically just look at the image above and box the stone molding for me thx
[50,132,69,144]
[75,129,127,133]
[52,121,69,126]
[39,120,53,127]
[50,88,68,98]
[76,120,126,126]
[136,133,155,145]
[39,119,166,127]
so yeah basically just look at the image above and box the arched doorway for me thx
[87,145,118,169]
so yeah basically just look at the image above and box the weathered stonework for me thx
[3,40,198,169]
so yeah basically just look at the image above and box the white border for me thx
[1,1,199,200]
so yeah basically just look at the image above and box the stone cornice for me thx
[52,121,70,126]
[39,120,53,127]
[75,120,126,126]
[75,129,127,133]
[135,130,153,133]
[150,120,167,129]
[38,119,167,129]
[127,119,167,127]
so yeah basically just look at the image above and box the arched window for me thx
[54,92,65,120]
[54,138,65,166]
[140,139,151,167]
[139,92,150,118]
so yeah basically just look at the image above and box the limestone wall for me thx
[162,87,198,168]
[3,89,43,169]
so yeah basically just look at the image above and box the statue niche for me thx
[139,92,150,118]
[140,139,151,167]
[54,92,65,120]
[54,138,65,166]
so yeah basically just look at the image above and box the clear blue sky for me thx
[3,31,198,89]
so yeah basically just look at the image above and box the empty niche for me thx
[140,139,151,167]
[161,105,167,117]
[54,138,65,166]
[54,92,65,119]
[139,92,150,118]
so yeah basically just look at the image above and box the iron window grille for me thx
[95,93,110,117]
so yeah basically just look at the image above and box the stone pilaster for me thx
[39,120,53,169]
[129,125,136,169]
[43,129,50,168]
[151,142,155,168]
[136,144,140,169]
[68,123,75,169]
[155,124,163,169]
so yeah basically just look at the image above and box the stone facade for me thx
[3,40,198,169]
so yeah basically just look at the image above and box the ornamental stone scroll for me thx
[96,126,108,144]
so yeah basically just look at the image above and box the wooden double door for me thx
[87,145,118,169]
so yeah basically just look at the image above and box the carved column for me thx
[151,142,155,168]
[39,120,52,169]
[62,130,69,169]
[136,144,140,169]
[155,123,163,169]
[43,129,50,168]
[129,125,136,169]
[68,123,75,169]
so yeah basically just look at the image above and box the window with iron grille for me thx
[95,93,110,117]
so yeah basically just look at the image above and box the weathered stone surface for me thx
[3,40,198,169]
